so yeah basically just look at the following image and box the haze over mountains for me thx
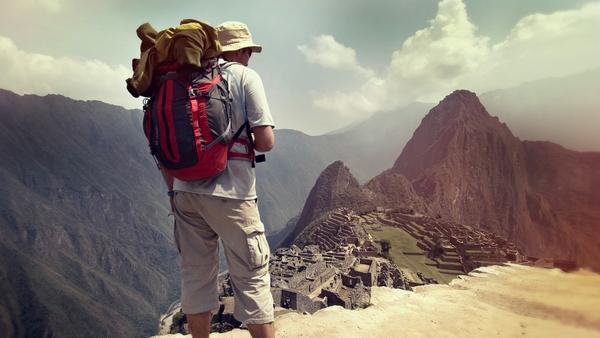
[480,68,600,152]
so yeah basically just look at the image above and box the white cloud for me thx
[303,0,600,119]
[387,0,489,101]
[298,35,374,78]
[0,36,141,109]
[475,2,600,91]
[313,76,386,117]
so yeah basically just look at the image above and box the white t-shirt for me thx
[173,61,274,200]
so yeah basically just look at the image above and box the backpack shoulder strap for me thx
[219,60,265,166]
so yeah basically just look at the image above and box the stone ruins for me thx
[270,208,414,314]
[269,205,541,314]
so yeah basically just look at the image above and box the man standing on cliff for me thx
[167,21,275,338]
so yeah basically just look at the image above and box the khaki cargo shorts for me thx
[172,191,273,325]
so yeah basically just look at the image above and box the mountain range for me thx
[286,90,600,270]
[262,68,600,239]
[0,69,598,337]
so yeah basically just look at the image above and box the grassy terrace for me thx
[367,225,458,284]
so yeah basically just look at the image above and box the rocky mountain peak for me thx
[438,90,487,116]
[410,90,490,136]
[392,90,518,178]
[315,160,360,191]
[282,161,369,246]
[380,89,600,271]
[390,90,528,233]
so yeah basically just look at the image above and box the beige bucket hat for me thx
[216,21,262,53]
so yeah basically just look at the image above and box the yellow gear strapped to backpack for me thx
[126,19,222,98]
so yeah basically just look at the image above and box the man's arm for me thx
[242,67,274,152]
[252,125,274,152]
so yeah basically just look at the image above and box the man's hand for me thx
[252,125,274,152]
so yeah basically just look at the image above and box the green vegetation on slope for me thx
[368,225,457,284]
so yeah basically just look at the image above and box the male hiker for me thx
[168,21,275,338]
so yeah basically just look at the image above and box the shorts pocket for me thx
[246,228,270,270]
[237,200,270,270]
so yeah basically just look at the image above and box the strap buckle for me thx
[187,86,196,99]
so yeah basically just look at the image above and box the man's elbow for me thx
[252,126,275,152]
[254,139,274,152]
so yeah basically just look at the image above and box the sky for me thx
[1,0,599,135]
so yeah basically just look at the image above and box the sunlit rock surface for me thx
[153,264,600,338]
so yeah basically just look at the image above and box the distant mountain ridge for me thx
[0,89,179,337]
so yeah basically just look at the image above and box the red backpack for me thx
[142,59,256,181]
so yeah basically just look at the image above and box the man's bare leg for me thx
[187,311,212,338]
[247,322,275,338]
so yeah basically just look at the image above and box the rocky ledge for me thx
[152,264,600,338]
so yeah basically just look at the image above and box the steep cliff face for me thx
[390,90,600,269]
[522,141,600,267]
[392,90,529,232]
[0,89,179,338]
[282,161,371,246]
